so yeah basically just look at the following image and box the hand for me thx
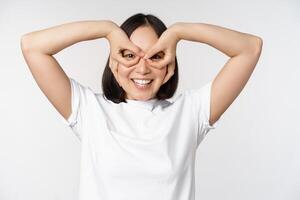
[143,24,180,84]
[105,23,144,83]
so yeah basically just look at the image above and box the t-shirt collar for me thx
[125,98,159,111]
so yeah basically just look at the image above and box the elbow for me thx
[20,33,38,53]
[255,36,263,48]
[252,36,263,54]
[245,36,263,55]
[20,34,31,52]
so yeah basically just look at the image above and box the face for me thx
[114,26,169,101]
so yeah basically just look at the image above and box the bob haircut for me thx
[102,13,179,104]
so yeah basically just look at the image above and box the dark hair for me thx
[102,13,179,103]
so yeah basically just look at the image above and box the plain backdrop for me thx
[1,0,299,199]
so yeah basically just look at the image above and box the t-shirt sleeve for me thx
[58,77,90,141]
[188,80,222,143]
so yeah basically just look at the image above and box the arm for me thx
[21,20,117,120]
[21,20,116,55]
[172,22,263,125]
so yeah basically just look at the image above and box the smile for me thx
[131,79,153,90]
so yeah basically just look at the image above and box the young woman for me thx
[20,13,262,200]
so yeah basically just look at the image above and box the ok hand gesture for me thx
[143,24,180,84]
[106,22,180,85]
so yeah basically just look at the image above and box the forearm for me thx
[21,20,117,55]
[172,22,262,57]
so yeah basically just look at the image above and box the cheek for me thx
[117,67,133,84]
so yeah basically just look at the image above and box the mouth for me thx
[131,79,154,90]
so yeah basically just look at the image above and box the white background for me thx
[0,0,299,199]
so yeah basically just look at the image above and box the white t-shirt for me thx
[59,77,221,200]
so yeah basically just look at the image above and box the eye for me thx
[151,55,161,60]
[124,53,135,59]
[150,52,164,61]
[121,50,136,60]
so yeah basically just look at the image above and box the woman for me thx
[20,13,262,200]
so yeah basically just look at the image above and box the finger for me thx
[144,45,163,59]
[110,48,139,68]
[109,57,115,69]
[115,54,140,68]
[125,40,145,57]
[147,53,172,69]
[162,61,176,84]
[109,57,118,73]
[110,59,121,85]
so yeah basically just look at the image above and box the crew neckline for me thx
[125,98,159,111]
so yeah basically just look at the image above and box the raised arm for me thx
[20,20,118,120]
[173,22,263,125]
[144,22,263,126]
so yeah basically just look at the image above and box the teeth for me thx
[133,79,152,84]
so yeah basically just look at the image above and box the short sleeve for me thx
[58,77,89,141]
[188,80,222,144]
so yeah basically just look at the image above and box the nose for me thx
[135,58,151,74]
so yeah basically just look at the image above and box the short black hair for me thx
[102,13,179,103]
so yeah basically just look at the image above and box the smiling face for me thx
[115,25,168,101]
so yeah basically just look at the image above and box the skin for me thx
[21,19,262,125]
[114,25,169,101]
[109,22,263,126]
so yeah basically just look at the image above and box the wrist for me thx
[103,20,119,38]
[169,22,185,42]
